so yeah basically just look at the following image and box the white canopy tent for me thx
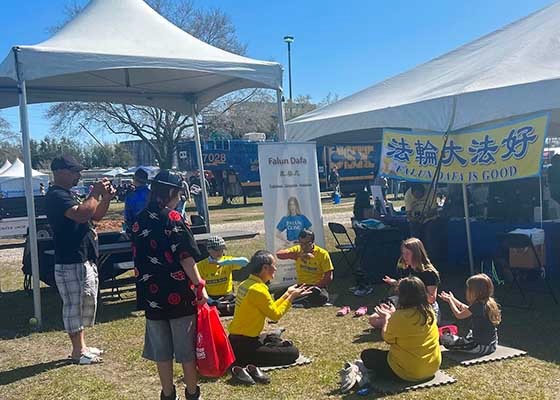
[102,167,128,178]
[0,158,48,197]
[0,159,12,174]
[287,1,560,143]
[287,1,560,274]
[0,0,285,328]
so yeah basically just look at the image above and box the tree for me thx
[29,135,133,169]
[0,115,21,162]
[46,0,256,169]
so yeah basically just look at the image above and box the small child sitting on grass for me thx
[439,273,501,356]
[197,235,249,316]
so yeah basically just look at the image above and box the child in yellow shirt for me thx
[197,235,248,316]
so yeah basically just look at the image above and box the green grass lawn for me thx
[1,217,559,399]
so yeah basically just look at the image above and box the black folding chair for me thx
[328,222,358,270]
[497,233,558,308]
[190,214,208,234]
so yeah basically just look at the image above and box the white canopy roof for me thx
[0,158,47,179]
[102,167,128,177]
[0,0,282,112]
[287,2,560,142]
[0,160,12,174]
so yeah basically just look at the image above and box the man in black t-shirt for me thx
[46,155,116,365]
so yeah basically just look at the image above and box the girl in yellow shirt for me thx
[360,277,441,383]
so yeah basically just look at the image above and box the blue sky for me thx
[0,0,553,140]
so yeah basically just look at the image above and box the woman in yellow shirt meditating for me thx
[228,250,312,367]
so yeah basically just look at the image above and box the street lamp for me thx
[283,35,294,117]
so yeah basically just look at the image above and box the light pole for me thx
[283,35,294,117]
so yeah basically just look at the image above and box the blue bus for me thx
[176,140,381,197]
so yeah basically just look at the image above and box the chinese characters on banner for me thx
[258,142,325,289]
[380,114,549,184]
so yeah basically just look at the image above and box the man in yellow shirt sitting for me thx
[276,229,334,307]
[228,250,311,367]
[197,236,249,316]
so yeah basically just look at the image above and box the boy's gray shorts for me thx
[143,315,196,363]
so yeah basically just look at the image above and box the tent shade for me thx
[0,159,12,174]
[0,159,48,198]
[0,0,282,112]
[287,1,560,141]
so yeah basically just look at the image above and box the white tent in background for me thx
[0,0,285,328]
[287,1,560,274]
[102,167,128,178]
[0,158,48,197]
[287,1,560,143]
[0,159,12,174]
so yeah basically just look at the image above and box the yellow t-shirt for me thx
[384,308,441,381]
[286,244,334,285]
[197,256,243,297]
[228,274,291,337]
[404,188,437,223]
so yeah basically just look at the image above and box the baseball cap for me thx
[206,235,226,250]
[50,155,85,172]
[134,168,148,184]
[151,170,186,189]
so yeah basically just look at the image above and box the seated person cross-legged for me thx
[197,235,249,316]
[276,229,334,307]
[360,277,441,383]
[228,250,312,367]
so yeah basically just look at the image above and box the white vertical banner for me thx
[258,142,325,289]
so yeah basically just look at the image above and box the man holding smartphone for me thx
[46,155,116,365]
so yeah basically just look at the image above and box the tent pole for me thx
[462,184,474,275]
[16,77,42,329]
[539,174,543,229]
[276,89,286,141]
[191,103,210,232]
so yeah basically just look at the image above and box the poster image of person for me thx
[275,196,312,248]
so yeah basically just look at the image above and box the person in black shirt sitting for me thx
[439,273,501,356]
[132,170,207,400]
[45,155,116,365]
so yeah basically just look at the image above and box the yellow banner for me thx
[380,114,548,184]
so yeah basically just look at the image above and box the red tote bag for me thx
[196,304,236,377]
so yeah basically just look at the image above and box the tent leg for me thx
[539,175,543,228]
[462,184,474,275]
[191,103,210,232]
[276,89,286,141]
[18,79,42,329]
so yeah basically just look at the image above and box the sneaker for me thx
[185,385,201,400]
[339,362,359,394]
[354,360,370,388]
[160,386,178,400]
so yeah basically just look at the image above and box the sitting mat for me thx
[260,355,312,371]
[442,345,527,366]
[370,370,456,395]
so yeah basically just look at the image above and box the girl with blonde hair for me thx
[439,273,501,355]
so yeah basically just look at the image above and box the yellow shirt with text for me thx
[228,274,291,337]
[286,244,334,285]
[197,256,243,297]
[384,308,441,381]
